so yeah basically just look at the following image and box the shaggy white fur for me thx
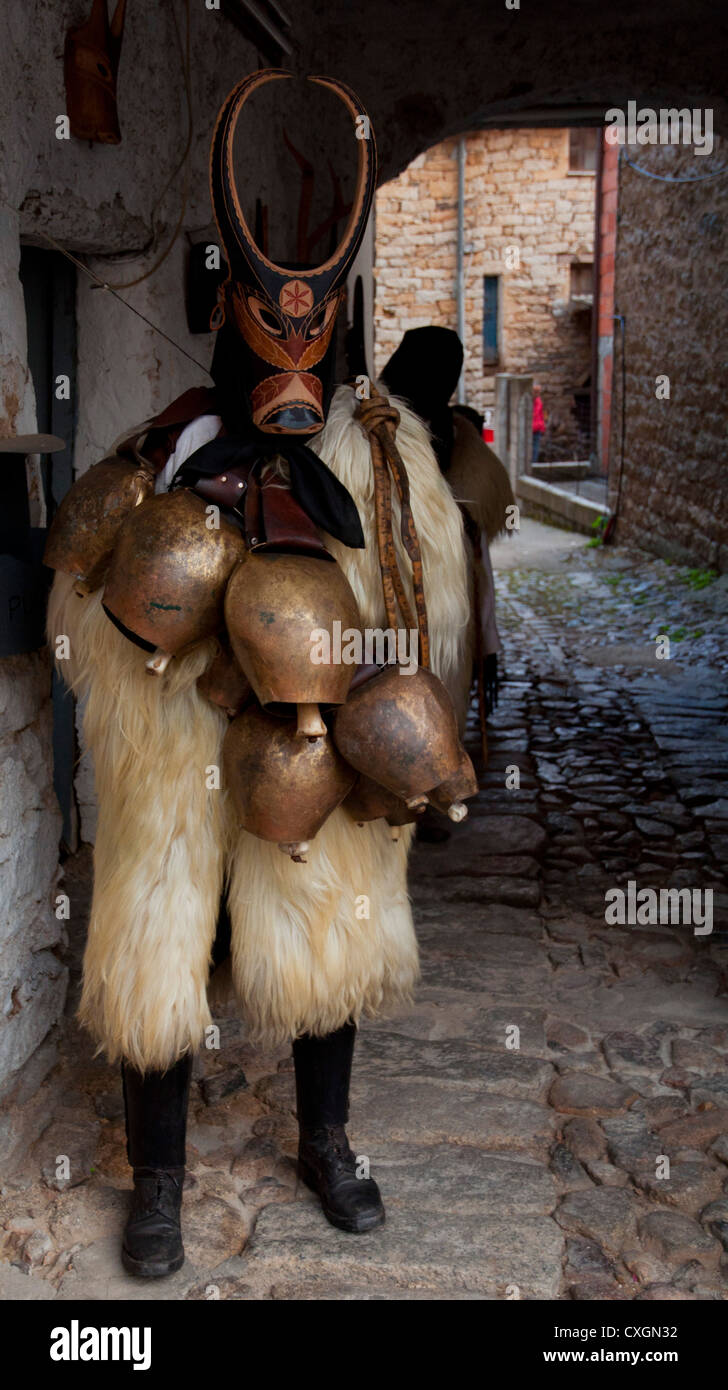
[48,574,231,1071]
[47,385,471,1068]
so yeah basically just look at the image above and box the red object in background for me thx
[532,396,545,432]
[598,135,619,473]
[483,426,494,443]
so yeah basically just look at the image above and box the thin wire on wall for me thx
[619,149,728,184]
[1,0,208,374]
[99,0,194,288]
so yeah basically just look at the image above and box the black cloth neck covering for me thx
[172,435,365,549]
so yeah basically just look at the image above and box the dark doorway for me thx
[20,246,79,852]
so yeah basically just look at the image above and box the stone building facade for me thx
[373,128,598,458]
[609,137,728,572]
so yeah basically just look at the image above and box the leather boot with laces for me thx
[121,1056,192,1277]
[122,1167,185,1277]
[297,1122,385,1233]
[293,1023,385,1233]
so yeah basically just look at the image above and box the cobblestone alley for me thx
[2,519,727,1302]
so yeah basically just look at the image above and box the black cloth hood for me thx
[380,326,464,474]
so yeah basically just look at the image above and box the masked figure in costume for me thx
[381,326,514,838]
[45,72,475,1278]
[381,327,514,712]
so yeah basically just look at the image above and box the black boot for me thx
[293,1022,385,1234]
[121,1056,192,1277]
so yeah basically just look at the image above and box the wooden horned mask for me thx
[209,70,377,436]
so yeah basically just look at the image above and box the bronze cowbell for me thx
[333,664,477,821]
[224,549,362,738]
[223,702,356,862]
[102,490,245,671]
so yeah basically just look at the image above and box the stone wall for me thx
[373,129,596,457]
[610,137,728,570]
[0,654,65,1170]
[0,204,65,1171]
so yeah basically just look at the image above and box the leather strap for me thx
[145,387,218,431]
[355,382,430,668]
[188,459,331,558]
[244,468,263,546]
[169,433,364,548]
[260,479,332,557]
[116,387,220,476]
[193,470,248,512]
[348,661,388,692]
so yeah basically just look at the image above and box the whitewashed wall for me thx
[0,0,259,1165]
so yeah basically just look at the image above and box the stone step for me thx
[243,1198,564,1299]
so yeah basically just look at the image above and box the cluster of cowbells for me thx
[45,455,478,861]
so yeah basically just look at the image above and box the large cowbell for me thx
[209,70,377,435]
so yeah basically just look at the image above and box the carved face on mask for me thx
[209,70,377,437]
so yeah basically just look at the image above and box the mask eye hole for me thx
[306,297,338,340]
[248,296,284,336]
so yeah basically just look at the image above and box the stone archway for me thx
[296,0,727,184]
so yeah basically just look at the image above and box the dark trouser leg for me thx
[121,1055,192,1278]
[210,891,232,971]
[118,896,230,1278]
[293,1022,385,1234]
[293,1021,355,1130]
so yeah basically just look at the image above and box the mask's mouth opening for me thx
[259,406,324,434]
[251,371,326,435]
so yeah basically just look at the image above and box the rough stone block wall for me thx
[0,200,67,1170]
[373,129,596,456]
[610,137,728,570]
[0,653,65,1170]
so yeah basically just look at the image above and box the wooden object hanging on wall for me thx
[64,0,128,144]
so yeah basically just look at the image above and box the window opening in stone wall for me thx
[570,261,594,303]
[569,127,599,172]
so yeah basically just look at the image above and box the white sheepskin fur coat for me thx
[47,384,471,1071]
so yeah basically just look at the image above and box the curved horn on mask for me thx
[209,69,377,302]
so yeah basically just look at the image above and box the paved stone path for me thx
[2,521,727,1301]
